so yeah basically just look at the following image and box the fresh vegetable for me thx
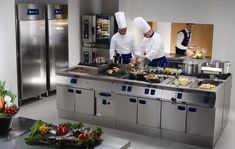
[39,124,49,134]
[25,120,102,148]
[61,121,83,129]
[78,133,89,140]
[56,124,67,135]
[194,53,204,59]
[0,80,18,116]
[0,97,4,109]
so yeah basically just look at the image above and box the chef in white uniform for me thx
[109,11,137,64]
[133,17,167,67]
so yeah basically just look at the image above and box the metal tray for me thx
[191,79,222,89]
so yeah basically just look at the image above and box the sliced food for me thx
[199,83,216,89]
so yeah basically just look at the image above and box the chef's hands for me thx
[131,56,146,66]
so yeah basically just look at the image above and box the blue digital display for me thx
[177,93,182,99]
[27,9,39,15]
[54,9,64,15]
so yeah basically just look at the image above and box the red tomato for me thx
[78,133,88,140]
[6,107,10,111]
[61,127,67,134]
[56,125,62,135]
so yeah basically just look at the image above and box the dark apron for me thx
[147,56,167,67]
[115,53,132,64]
[175,47,187,56]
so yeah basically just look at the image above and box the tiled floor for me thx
[17,95,235,149]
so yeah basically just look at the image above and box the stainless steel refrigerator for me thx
[16,3,47,101]
[46,4,68,91]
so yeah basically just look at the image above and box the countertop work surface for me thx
[0,117,130,149]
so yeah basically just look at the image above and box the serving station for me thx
[56,58,232,148]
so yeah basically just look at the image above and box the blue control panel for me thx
[121,85,132,92]
[144,88,149,94]
[127,86,132,92]
[54,9,64,15]
[70,78,77,84]
[27,9,39,15]
[204,96,209,103]
[177,93,182,99]
[150,89,155,95]
[122,85,126,91]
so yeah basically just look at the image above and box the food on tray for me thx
[129,69,147,75]
[106,69,113,75]
[174,77,191,86]
[128,63,135,67]
[144,74,159,79]
[199,83,216,89]
[112,67,120,72]
[106,66,121,75]
[25,120,102,148]
[163,68,177,75]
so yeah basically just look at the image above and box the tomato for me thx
[56,125,62,135]
[5,107,10,111]
[56,125,67,135]
[61,127,67,134]
[78,133,88,140]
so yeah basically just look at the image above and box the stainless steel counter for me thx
[0,117,130,149]
[55,65,232,148]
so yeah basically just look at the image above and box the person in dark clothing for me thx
[175,23,194,55]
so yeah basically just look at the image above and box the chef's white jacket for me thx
[109,31,137,60]
[176,29,192,50]
[136,32,165,61]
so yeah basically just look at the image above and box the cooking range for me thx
[56,61,231,148]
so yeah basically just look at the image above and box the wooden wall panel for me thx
[170,23,213,57]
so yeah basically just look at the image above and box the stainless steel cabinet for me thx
[161,101,186,132]
[96,91,115,118]
[138,98,161,128]
[47,4,68,91]
[56,85,75,112]
[17,3,47,100]
[187,106,215,137]
[115,94,137,123]
[75,89,94,115]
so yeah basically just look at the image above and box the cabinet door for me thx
[75,89,94,115]
[187,106,215,137]
[161,101,186,132]
[96,91,115,118]
[115,94,137,123]
[138,98,161,128]
[56,85,75,112]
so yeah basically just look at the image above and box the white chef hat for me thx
[115,11,127,29]
[134,17,151,34]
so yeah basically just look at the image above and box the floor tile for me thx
[144,137,172,149]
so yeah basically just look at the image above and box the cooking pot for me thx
[204,60,223,68]
[202,60,231,74]
[222,61,231,74]
[182,60,202,76]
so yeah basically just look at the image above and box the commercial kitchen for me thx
[0,0,235,149]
